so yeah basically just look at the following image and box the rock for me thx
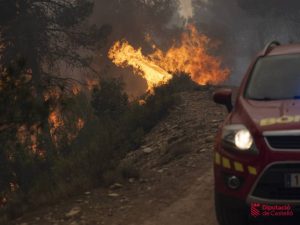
[65,207,81,218]
[142,147,153,154]
[84,191,91,195]
[110,183,123,189]
[167,136,180,144]
[120,197,129,203]
[199,148,207,153]
[108,192,120,197]
[205,135,214,143]
[139,178,148,183]
[128,178,135,183]
[80,215,86,220]
[69,221,79,225]
[108,208,113,216]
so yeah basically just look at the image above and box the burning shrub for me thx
[0,58,54,215]
[0,72,199,220]
[125,73,198,132]
[163,73,200,92]
[91,78,128,119]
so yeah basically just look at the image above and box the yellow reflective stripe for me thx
[215,152,221,165]
[222,157,231,169]
[248,166,257,175]
[234,162,244,172]
[215,154,245,172]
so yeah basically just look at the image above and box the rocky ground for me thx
[11,90,227,225]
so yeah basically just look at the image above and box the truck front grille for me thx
[265,136,300,149]
[252,163,300,200]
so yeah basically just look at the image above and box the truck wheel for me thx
[215,191,249,225]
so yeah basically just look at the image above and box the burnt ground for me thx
[11,90,227,225]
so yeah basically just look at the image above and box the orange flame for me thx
[49,110,64,130]
[86,78,99,90]
[108,25,229,90]
[108,41,172,90]
[16,124,46,157]
[48,109,64,145]
[77,118,85,130]
[48,109,85,146]
[72,83,81,95]
[44,88,61,101]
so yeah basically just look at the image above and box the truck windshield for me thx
[245,54,300,100]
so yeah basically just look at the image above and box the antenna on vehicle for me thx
[263,41,281,56]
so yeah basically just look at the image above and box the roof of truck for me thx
[265,43,300,56]
[261,41,300,56]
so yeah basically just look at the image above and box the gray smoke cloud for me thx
[191,0,300,85]
[178,0,194,21]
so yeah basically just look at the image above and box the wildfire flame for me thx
[48,109,64,145]
[49,110,64,130]
[77,118,85,130]
[108,25,229,90]
[86,78,99,90]
[45,81,86,146]
[108,41,172,90]
[48,108,85,146]
[72,83,81,95]
[16,124,46,158]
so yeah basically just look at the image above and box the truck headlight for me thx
[222,124,257,153]
[235,129,253,150]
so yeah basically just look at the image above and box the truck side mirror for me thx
[213,89,233,112]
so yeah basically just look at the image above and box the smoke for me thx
[178,0,194,21]
[191,0,300,85]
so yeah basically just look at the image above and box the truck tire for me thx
[215,191,249,225]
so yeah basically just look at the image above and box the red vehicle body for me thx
[213,41,300,225]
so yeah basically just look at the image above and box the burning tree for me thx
[0,0,110,206]
[0,0,111,147]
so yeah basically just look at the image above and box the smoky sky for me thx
[192,0,300,85]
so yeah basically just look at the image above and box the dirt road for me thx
[141,169,217,225]
[12,90,226,225]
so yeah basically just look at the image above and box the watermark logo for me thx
[250,203,294,218]
[251,203,261,217]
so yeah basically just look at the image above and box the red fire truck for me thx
[213,41,300,225]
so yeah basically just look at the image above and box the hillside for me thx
[12,89,227,225]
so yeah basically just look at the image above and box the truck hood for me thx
[240,98,300,132]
